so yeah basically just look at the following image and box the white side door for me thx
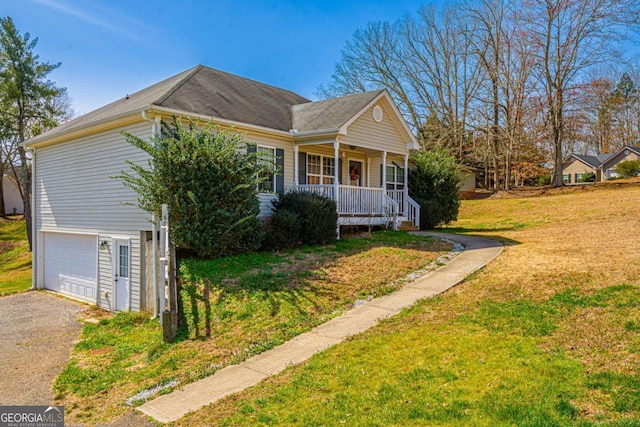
[114,239,130,311]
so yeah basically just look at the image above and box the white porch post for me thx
[293,144,299,187]
[381,150,387,212]
[366,156,371,187]
[334,140,340,239]
[334,141,340,204]
[404,154,409,215]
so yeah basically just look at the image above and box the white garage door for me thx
[43,232,97,302]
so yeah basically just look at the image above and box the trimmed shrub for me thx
[264,192,337,249]
[118,118,269,258]
[263,209,301,250]
[614,160,640,178]
[579,172,596,183]
[408,148,463,230]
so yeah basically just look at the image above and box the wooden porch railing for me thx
[386,190,404,214]
[294,184,335,200]
[293,185,416,229]
[406,196,420,227]
[338,185,387,215]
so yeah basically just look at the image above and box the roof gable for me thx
[291,90,418,148]
[601,145,640,168]
[291,90,384,133]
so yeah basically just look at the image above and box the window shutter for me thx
[338,158,343,184]
[298,151,307,185]
[276,148,285,194]
[380,164,383,187]
[247,145,257,155]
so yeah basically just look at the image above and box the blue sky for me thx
[5,0,427,116]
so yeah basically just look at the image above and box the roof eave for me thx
[290,128,341,139]
[24,107,150,148]
[150,106,293,138]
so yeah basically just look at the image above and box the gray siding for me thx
[35,121,153,311]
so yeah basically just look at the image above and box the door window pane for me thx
[119,244,129,278]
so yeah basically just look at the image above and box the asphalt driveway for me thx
[0,291,84,405]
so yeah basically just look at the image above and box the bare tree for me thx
[525,0,640,186]
[400,4,483,153]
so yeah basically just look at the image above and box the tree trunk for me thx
[552,90,564,187]
[492,73,500,191]
[17,106,33,250]
[0,162,6,218]
[18,146,32,249]
[505,151,512,190]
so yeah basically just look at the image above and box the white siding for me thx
[341,102,410,155]
[35,121,152,311]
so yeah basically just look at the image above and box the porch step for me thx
[398,220,420,232]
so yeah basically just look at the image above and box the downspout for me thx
[27,146,36,290]
[142,110,160,319]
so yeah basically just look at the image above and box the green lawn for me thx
[175,185,640,426]
[0,218,31,295]
[55,231,452,425]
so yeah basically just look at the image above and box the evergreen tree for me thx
[0,16,70,242]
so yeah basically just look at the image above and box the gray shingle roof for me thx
[291,90,384,133]
[595,152,616,164]
[572,154,602,168]
[33,65,312,141]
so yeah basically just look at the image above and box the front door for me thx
[349,160,363,186]
[114,239,130,311]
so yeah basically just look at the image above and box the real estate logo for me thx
[0,406,64,427]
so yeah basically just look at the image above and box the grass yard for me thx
[54,231,451,425]
[174,184,640,426]
[0,218,31,295]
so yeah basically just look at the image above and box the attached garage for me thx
[43,232,97,303]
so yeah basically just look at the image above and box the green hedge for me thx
[264,192,337,250]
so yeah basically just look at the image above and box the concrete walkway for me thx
[138,232,503,423]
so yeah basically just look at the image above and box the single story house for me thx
[2,167,24,215]
[24,65,420,312]
[562,146,640,183]
[561,153,612,184]
[600,146,640,179]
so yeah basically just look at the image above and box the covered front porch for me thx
[291,140,420,229]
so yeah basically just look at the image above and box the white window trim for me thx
[307,153,336,185]
[386,163,405,190]
[257,145,277,193]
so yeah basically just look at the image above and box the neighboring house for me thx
[561,153,612,184]
[459,166,481,199]
[561,147,640,184]
[599,146,640,179]
[24,65,420,312]
[2,167,24,215]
